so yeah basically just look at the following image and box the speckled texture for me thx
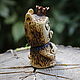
[24,14,51,47]
[29,42,57,68]
[24,9,57,68]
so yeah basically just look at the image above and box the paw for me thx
[49,30,53,38]
[50,42,57,54]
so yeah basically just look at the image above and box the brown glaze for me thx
[24,8,57,68]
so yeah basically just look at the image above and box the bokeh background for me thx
[0,0,80,53]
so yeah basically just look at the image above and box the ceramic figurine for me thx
[24,6,57,68]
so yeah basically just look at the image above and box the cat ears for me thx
[36,5,49,16]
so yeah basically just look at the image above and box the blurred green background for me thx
[0,0,80,53]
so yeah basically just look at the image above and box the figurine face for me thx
[24,9,52,47]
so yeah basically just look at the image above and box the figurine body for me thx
[24,7,57,68]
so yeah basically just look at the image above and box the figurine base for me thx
[31,61,56,69]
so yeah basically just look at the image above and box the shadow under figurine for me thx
[24,6,57,68]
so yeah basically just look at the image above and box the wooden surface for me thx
[0,45,80,80]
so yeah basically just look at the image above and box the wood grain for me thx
[0,45,80,80]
